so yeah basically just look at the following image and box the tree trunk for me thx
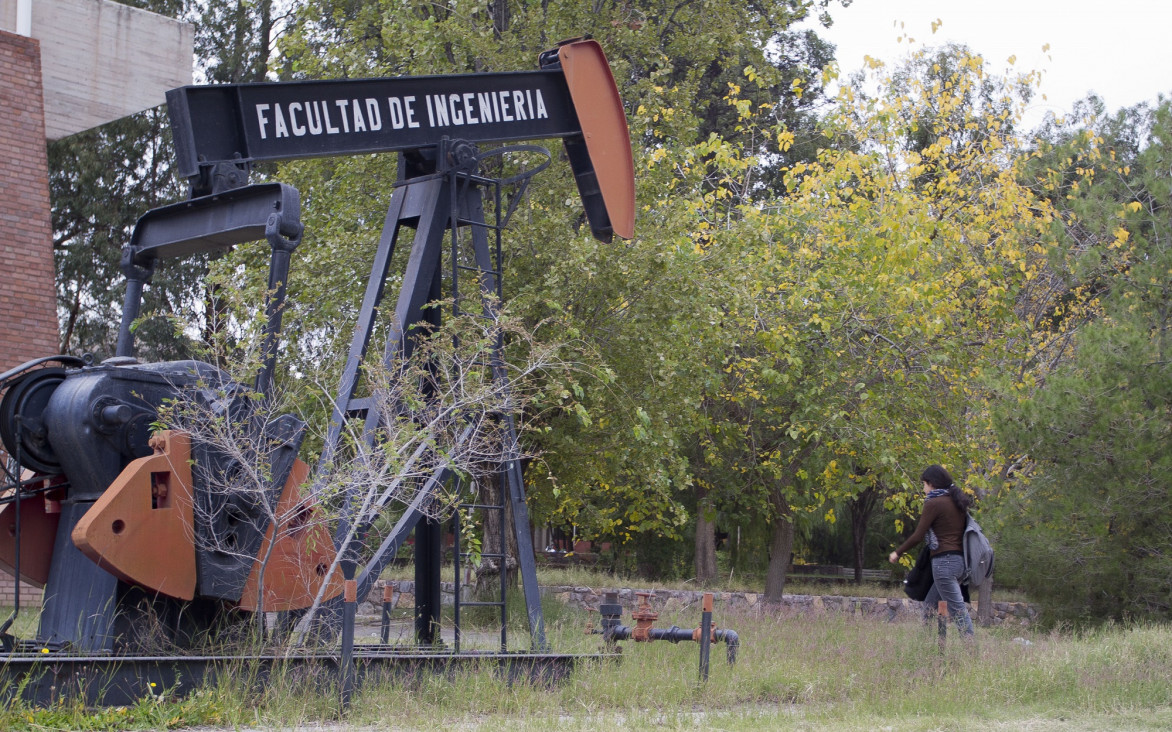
[475,471,517,597]
[60,291,81,353]
[532,524,549,555]
[729,525,740,577]
[253,0,272,82]
[694,485,717,585]
[848,484,879,584]
[490,0,509,39]
[977,578,994,626]
[505,491,519,589]
[764,500,794,603]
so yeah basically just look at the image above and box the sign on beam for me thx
[166,72,581,179]
[166,38,634,243]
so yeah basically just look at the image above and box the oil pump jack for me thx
[0,37,634,677]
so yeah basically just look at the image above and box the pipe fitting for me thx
[630,592,659,642]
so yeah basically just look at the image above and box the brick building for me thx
[0,29,58,607]
[0,1,191,608]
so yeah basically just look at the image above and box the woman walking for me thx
[889,465,975,639]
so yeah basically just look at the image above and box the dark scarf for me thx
[924,487,950,550]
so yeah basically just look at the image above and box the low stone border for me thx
[364,581,1038,627]
[540,585,1037,627]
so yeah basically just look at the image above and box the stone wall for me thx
[541,585,1037,627]
[364,581,1038,627]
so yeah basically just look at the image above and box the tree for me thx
[49,107,195,360]
[252,0,840,574]
[991,97,1172,623]
[194,0,286,84]
[845,475,883,583]
[159,310,575,640]
[692,45,1085,600]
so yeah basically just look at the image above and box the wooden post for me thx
[937,600,949,653]
[340,578,357,708]
[977,579,994,627]
[698,592,713,682]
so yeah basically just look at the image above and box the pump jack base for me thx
[0,647,610,707]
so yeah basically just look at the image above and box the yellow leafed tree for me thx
[691,46,1096,597]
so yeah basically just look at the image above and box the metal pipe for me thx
[589,624,739,662]
[340,578,357,708]
[589,586,742,673]
[647,626,696,643]
[0,355,84,386]
[116,247,156,358]
[598,591,625,653]
[256,212,302,398]
[713,628,739,665]
[380,584,394,645]
[452,508,462,653]
[699,592,712,681]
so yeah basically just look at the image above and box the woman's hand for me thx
[888,551,899,564]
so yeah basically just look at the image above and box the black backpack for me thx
[903,544,934,601]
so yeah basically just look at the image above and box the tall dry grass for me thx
[3,597,1169,730]
[315,601,1172,730]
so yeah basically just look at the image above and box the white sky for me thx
[815,0,1172,128]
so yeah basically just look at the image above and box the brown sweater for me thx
[895,495,966,557]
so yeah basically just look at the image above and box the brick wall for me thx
[0,29,61,608]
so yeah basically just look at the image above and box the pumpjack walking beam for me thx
[162,39,635,649]
[166,39,634,241]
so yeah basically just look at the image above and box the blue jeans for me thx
[926,553,974,636]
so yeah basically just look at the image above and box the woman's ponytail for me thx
[921,464,972,514]
[947,482,972,515]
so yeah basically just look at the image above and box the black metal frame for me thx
[312,140,548,652]
[0,649,589,707]
[115,182,303,398]
[166,57,620,243]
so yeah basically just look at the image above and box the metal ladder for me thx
[447,151,547,652]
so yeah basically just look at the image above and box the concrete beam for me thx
[1,0,193,139]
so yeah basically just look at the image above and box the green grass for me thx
[337,614,1172,731]
[0,607,39,639]
[2,598,1169,730]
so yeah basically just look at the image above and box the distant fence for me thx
[789,565,895,583]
